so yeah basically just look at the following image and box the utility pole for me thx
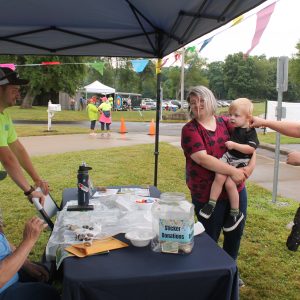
[180,48,185,108]
[272,56,288,203]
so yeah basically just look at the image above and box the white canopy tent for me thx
[84,80,115,95]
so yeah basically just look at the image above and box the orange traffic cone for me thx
[119,117,128,134]
[148,119,155,136]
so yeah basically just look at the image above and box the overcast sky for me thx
[169,0,300,63]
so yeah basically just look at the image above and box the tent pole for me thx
[154,58,162,187]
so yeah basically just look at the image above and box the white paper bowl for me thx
[125,230,155,247]
[135,197,157,211]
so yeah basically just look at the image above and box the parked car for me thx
[170,100,183,109]
[217,100,230,107]
[170,100,189,110]
[162,100,178,111]
[140,98,156,110]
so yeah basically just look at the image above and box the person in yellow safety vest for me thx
[108,95,114,110]
[87,96,99,136]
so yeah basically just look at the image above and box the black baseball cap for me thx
[0,67,29,86]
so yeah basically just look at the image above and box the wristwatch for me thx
[24,185,35,196]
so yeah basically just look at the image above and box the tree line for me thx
[1,41,300,108]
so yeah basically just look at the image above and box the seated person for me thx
[0,214,60,300]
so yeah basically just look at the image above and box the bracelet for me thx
[24,185,35,196]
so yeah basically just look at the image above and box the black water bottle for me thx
[77,162,92,206]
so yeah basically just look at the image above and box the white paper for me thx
[194,222,205,236]
[93,189,119,198]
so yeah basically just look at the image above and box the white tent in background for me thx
[84,81,115,95]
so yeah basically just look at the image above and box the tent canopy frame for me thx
[0,0,268,185]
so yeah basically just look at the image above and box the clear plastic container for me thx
[151,192,194,254]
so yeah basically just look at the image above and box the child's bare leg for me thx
[224,176,240,210]
[210,173,227,201]
[200,173,227,219]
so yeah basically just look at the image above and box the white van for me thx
[140,98,156,110]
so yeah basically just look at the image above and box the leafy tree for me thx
[224,53,253,99]
[289,41,300,101]
[137,60,156,98]
[21,56,88,107]
[223,53,276,100]
[162,66,180,99]
[207,61,226,99]
[116,59,140,93]
[184,51,208,93]
[0,55,89,107]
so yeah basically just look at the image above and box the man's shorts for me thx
[220,152,250,168]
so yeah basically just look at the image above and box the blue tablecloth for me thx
[61,187,238,300]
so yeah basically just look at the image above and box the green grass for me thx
[218,101,266,117]
[7,106,170,122]
[7,101,266,123]
[14,125,89,137]
[1,143,299,300]
[258,132,300,144]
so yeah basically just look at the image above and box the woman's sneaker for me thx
[199,203,215,219]
[239,277,245,288]
[286,207,300,251]
[286,224,300,251]
[223,212,244,232]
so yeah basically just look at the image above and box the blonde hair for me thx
[229,98,253,117]
[187,86,217,118]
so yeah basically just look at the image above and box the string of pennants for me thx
[0,1,276,74]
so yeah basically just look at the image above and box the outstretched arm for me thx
[9,139,49,195]
[0,145,33,193]
[251,117,300,138]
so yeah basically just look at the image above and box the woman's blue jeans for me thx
[0,267,60,300]
[192,187,247,260]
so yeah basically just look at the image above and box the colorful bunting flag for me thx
[244,2,276,56]
[168,52,181,66]
[187,46,196,53]
[41,61,61,65]
[231,15,244,27]
[0,63,15,70]
[131,59,149,73]
[199,37,213,52]
[161,58,169,68]
[90,62,104,75]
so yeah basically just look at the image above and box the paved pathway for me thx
[19,132,300,203]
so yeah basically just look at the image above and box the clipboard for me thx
[34,188,60,229]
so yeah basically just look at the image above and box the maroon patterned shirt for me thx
[181,116,245,203]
